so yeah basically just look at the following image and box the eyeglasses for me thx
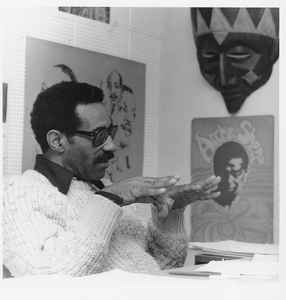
[67,124,118,147]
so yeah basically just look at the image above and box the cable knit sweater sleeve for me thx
[3,171,122,277]
[146,205,188,270]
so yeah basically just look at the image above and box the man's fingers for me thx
[195,176,221,192]
[144,175,180,188]
[173,182,206,195]
[208,176,221,186]
[156,204,169,219]
[104,175,182,205]
[197,191,221,200]
[122,175,181,200]
[195,175,220,186]
[212,191,221,198]
[203,175,218,185]
[141,187,167,197]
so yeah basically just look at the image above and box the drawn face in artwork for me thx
[112,89,136,148]
[191,8,279,113]
[106,71,123,107]
[213,141,249,208]
[41,64,77,91]
[41,67,71,91]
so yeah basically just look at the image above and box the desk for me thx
[2,269,282,300]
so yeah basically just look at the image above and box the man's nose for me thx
[228,174,238,186]
[102,135,116,152]
[111,85,116,93]
[125,114,132,123]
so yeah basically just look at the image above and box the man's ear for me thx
[46,130,66,152]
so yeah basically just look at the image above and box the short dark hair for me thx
[31,81,104,153]
[213,141,249,175]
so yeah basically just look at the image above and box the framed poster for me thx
[23,37,145,182]
[59,7,110,23]
[191,116,274,243]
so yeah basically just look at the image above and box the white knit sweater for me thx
[3,170,188,277]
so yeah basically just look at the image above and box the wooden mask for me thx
[191,8,279,113]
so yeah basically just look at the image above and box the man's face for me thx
[107,72,123,106]
[196,33,277,113]
[219,157,248,200]
[62,103,116,180]
[112,90,136,148]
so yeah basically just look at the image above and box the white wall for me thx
[158,8,279,243]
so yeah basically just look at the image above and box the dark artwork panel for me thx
[191,116,274,243]
[23,37,145,183]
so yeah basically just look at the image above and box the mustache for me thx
[94,151,114,163]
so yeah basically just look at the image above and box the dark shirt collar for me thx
[33,155,104,195]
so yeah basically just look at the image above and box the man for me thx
[212,141,249,208]
[106,70,123,116]
[191,8,279,113]
[113,86,136,150]
[3,82,221,277]
[106,86,136,182]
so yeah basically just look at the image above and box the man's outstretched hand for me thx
[101,174,221,219]
[151,175,221,219]
[102,175,180,206]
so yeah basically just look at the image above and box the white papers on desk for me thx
[189,240,279,257]
[252,253,279,262]
[196,260,279,277]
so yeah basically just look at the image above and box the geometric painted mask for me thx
[191,8,279,113]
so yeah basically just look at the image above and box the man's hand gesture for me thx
[153,175,221,218]
[102,175,180,206]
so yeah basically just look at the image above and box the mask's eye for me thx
[226,46,255,62]
[201,44,219,59]
[201,50,219,59]
[202,51,219,59]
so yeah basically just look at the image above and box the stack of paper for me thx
[189,240,279,258]
[196,260,279,278]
